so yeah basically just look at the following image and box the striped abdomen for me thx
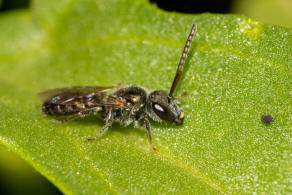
[41,94,103,116]
[41,101,88,116]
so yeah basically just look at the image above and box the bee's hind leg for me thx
[86,108,113,142]
[52,112,87,124]
[86,121,113,142]
[52,107,101,124]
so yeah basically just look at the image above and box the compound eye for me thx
[152,103,175,123]
[154,104,165,112]
[153,103,168,116]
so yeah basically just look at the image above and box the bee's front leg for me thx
[144,117,157,151]
[175,91,190,99]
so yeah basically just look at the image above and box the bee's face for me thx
[146,90,184,125]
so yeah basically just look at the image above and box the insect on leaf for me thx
[0,0,291,194]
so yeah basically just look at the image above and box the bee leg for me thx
[144,118,157,151]
[175,91,190,100]
[86,121,113,142]
[52,107,100,124]
[52,112,88,124]
[86,108,113,142]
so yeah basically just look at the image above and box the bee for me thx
[38,24,197,150]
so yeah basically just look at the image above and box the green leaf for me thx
[0,0,291,194]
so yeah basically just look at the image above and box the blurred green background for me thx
[0,0,291,194]
[233,0,292,28]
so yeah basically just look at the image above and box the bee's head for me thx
[146,90,184,125]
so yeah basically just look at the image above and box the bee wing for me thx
[37,86,118,101]
[38,85,128,108]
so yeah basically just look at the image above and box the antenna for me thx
[169,24,197,97]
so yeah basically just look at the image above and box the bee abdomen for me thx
[42,102,77,116]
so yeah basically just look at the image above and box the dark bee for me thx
[38,24,197,150]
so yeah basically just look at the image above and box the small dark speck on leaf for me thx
[261,115,274,125]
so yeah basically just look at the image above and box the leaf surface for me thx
[0,0,291,194]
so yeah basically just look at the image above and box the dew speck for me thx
[192,90,199,95]
[239,18,262,36]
